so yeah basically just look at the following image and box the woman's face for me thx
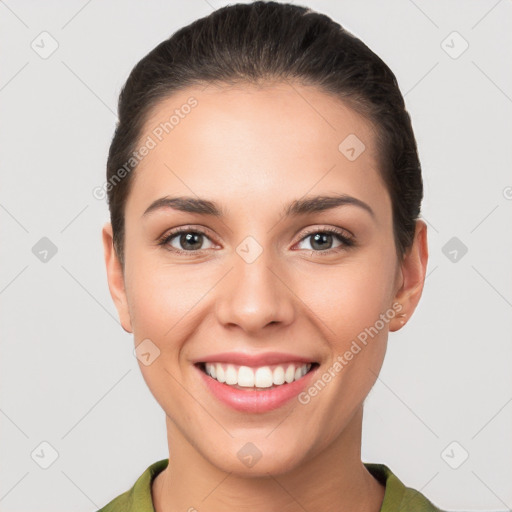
[104,81,426,475]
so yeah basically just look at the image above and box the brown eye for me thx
[296,227,354,254]
[159,228,215,254]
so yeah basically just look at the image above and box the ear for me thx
[102,222,133,333]
[389,219,428,332]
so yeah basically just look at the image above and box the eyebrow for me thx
[142,193,375,219]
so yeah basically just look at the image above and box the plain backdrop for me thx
[0,1,511,511]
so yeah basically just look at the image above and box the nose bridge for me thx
[215,237,294,332]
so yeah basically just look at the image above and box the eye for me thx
[295,227,355,254]
[158,227,216,254]
[158,226,355,255]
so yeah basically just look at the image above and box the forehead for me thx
[126,81,389,219]
[142,81,378,157]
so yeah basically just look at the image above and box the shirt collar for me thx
[104,458,438,512]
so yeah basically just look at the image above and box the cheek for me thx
[125,260,195,408]
[294,252,397,345]
[125,254,215,342]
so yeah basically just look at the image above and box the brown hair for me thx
[106,1,422,265]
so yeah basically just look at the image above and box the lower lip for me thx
[195,364,318,413]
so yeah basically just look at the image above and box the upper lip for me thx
[193,352,318,367]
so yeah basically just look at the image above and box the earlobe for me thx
[102,222,133,333]
[389,220,428,332]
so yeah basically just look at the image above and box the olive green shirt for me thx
[97,458,446,511]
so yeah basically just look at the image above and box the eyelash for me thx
[157,225,355,256]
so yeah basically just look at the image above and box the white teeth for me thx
[238,366,254,387]
[203,362,313,388]
[216,364,225,383]
[272,366,285,385]
[225,364,238,385]
[255,367,273,388]
[285,364,296,383]
[208,363,216,379]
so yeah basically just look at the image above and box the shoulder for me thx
[96,458,169,512]
[364,462,448,512]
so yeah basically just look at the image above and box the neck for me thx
[152,406,385,512]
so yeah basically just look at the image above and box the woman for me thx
[98,2,445,510]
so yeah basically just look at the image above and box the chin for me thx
[204,438,310,478]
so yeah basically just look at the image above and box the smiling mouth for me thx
[195,361,319,390]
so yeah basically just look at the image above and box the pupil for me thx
[182,232,202,250]
[311,233,332,250]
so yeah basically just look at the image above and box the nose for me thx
[215,248,295,335]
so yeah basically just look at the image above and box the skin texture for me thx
[103,81,428,512]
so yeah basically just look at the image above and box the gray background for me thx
[0,0,511,510]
